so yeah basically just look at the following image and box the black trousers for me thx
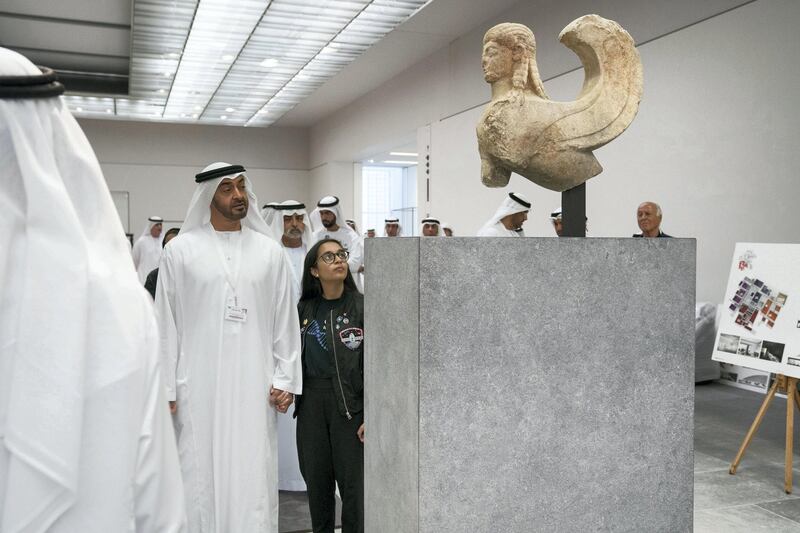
[297,378,364,533]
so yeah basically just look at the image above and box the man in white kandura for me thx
[550,207,563,237]
[476,192,531,237]
[311,195,364,291]
[384,216,402,237]
[261,201,279,229]
[0,47,185,532]
[132,215,163,283]
[155,162,302,532]
[268,200,313,303]
[267,200,312,493]
[420,217,441,237]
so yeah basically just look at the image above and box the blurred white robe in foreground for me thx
[0,47,185,532]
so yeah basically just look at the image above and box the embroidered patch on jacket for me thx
[339,327,363,350]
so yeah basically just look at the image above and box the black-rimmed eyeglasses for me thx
[318,250,349,264]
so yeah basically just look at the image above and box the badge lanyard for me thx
[209,226,247,321]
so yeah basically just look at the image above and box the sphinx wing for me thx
[541,14,643,152]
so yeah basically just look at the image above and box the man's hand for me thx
[269,386,294,413]
[357,423,365,443]
[169,401,177,414]
[358,265,365,273]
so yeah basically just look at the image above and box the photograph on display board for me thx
[717,333,739,354]
[719,363,771,394]
[737,369,769,391]
[760,341,786,363]
[712,243,800,379]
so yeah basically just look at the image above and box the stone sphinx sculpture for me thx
[477,15,643,192]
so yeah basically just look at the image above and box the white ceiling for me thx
[0,0,521,128]
[276,0,521,127]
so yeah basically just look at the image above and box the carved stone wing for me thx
[542,14,644,153]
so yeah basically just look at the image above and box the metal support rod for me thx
[561,183,586,237]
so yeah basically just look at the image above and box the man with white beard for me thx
[267,200,313,493]
[311,195,364,291]
[155,162,302,532]
[0,47,185,532]
[132,215,163,283]
[476,192,531,237]
[269,200,313,303]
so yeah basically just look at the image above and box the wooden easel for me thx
[730,374,800,493]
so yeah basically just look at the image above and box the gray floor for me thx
[695,382,800,532]
[279,490,341,533]
[280,382,800,532]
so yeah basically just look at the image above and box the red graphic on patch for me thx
[339,327,363,350]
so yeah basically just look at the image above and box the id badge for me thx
[225,295,248,323]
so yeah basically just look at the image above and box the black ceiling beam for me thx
[0,11,130,30]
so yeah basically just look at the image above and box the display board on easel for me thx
[712,243,800,377]
[713,243,800,493]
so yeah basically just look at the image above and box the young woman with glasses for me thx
[295,238,365,533]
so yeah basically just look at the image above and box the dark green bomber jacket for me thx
[295,289,364,420]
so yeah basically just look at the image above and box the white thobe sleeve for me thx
[133,326,187,532]
[346,234,363,275]
[154,247,180,402]
[271,252,303,395]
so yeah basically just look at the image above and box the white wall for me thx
[78,119,310,234]
[309,0,800,302]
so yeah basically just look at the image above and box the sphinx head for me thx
[482,23,547,98]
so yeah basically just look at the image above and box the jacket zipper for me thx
[330,309,352,420]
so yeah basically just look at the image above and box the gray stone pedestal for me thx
[364,237,695,533]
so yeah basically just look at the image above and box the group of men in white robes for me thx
[1,45,554,533]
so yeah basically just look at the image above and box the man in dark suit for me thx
[633,201,672,238]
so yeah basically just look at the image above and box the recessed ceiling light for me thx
[222,54,235,61]
[320,43,339,54]
[76,107,83,112]
[390,152,418,157]
[260,58,279,68]
[194,105,202,111]
[167,52,180,59]
[225,107,235,112]
[180,113,187,118]
[221,115,228,119]
[383,160,418,165]
[105,109,112,114]
[163,71,173,77]
[158,89,166,94]
[192,113,199,119]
